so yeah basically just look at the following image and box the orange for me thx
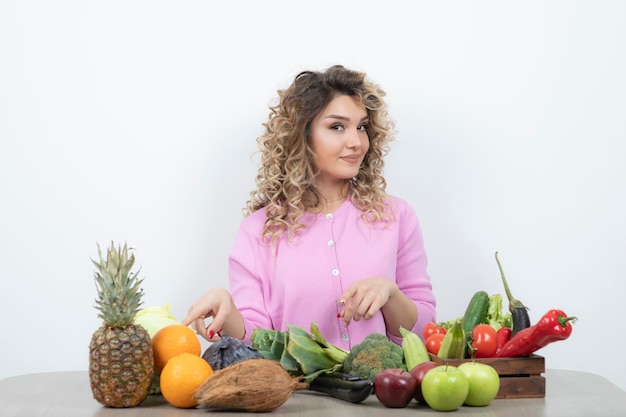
[152,324,201,373]
[160,352,213,408]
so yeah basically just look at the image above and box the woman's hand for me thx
[338,277,397,323]
[181,288,244,341]
[338,277,417,337]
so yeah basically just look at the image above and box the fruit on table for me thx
[160,352,214,408]
[421,365,469,411]
[152,324,201,373]
[409,361,437,403]
[195,358,307,412]
[458,362,500,406]
[88,242,154,408]
[373,368,417,408]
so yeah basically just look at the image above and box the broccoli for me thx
[342,333,406,381]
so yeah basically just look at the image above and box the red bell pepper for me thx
[495,327,512,356]
[495,309,577,357]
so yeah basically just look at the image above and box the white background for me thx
[1,1,625,391]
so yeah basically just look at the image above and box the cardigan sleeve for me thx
[228,216,274,344]
[389,198,437,344]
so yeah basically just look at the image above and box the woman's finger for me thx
[193,318,211,340]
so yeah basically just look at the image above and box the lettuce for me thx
[134,303,180,338]
[485,294,512,331]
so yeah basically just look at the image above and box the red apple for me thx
[409,361,437,403]
[421,365,469,411]
[373,368,417,408]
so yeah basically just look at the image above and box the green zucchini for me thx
[461,290,490,357]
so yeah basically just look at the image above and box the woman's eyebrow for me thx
[323,114,369,121]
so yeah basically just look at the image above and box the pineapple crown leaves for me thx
[92,242,145,327]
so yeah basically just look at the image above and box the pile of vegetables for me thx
[250,323,374,405]
[186,251,578,412]
[427,252,577,360]
[197,309,575,412]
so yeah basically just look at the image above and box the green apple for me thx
[458,362,500,406]
[421,365,469,411]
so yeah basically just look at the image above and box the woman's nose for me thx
[346,129,361,148]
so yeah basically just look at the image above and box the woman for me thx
[183,65,436,350]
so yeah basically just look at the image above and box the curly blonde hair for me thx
[245,65,397,244]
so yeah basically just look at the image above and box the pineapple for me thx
[89,242,154,407]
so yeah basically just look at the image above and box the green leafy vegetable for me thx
[485,294,512,331]
[250,323,348,383]
[133,303,180,338]
[342,333,406,381]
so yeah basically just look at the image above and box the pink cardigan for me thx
[229,195,436,350]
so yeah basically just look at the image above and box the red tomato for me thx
[425,333,445,356]
[422,322,446,341]
[471,324,498,358]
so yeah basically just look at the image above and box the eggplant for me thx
[308,373,373,403]
[495,252,531,337]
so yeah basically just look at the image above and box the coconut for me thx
[195,358,307,412]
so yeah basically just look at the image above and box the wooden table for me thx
[1,369,625,416]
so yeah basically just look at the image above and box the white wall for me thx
[1,1,625,391]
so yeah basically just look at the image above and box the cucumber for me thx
[461,290,490,357]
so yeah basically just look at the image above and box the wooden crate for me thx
[429,354,545,399]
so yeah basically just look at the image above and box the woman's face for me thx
[309,95,370,186]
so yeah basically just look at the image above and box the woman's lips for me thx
[341,155,361,163]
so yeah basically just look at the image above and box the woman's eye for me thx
[330,124,344,131]
[357,124,369,131]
